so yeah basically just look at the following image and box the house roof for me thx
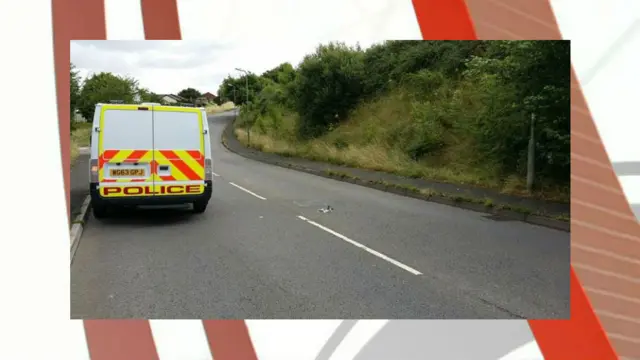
[160,94,186,101]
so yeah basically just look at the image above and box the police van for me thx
[88,102,213,218]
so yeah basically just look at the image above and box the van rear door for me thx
[151,106,206,196]
[98,104,154,197]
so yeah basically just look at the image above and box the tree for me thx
[216,73,265,106]
[294,42,365,137]
[70,63,81,127]
[261,62,296,85]
[462,40,570,183]
[137,87,163,103]
[359,41,483,98]
[177,88,202,102]
[77,72,138,120]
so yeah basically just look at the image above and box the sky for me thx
[70,40,381,96]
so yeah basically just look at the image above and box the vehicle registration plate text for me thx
[110,168,146,177]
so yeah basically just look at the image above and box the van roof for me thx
[96,103,203,108]
[96,103,206,110]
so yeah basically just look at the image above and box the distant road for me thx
[71,110,570,319]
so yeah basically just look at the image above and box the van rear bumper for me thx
[90,181,212,207]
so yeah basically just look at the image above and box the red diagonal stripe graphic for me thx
[411,0,477,39]
[53,0,106,221]
[84,320,159,360]
[160,150,202,180]
[150,159,175,181]
[529,268,618,359]
[123,150,148,163]
[103,150,119,159]
[186,150,202,158]
[203,320,258,360]
[187,150,205,166]
[99,150,120,169]
[140,0,181,39]
[409,1,621,359]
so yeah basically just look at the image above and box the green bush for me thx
[293,42,366,138]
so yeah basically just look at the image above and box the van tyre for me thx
[192,200,208,214]
[92,203,108,218]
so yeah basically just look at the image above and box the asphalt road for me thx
[70,150,90,222]
[70,110,570,319]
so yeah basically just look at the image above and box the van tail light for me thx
[205,158,213,181]
[90,159,99,183]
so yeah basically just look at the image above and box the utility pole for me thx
[235,68,250,147]
[526,113,536,193]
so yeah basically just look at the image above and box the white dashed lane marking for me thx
[297,215,422,275]
[229,182,267,200]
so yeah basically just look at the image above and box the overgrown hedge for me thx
[219,40,570,189]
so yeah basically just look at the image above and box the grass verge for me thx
[71,123,91,165]
[320,169,567,221]
[230,128,568,222]
[205,101,236,115]
[233,126,569,204]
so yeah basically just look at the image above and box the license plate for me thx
[109,168,146,177]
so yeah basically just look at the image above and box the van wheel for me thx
[92,203,108,218]
[192,200,208,213]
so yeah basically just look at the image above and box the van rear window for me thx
[101,109,153,150]
[153,112,202,150]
